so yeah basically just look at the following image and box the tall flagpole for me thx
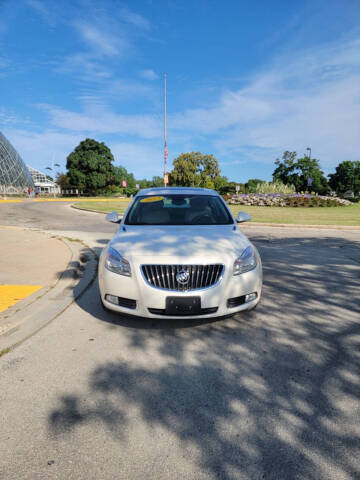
[163,73,168,187]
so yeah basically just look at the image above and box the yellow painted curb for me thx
[0,285,43,313]
[33,198,129,202]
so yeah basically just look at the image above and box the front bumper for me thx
[98,256,262,319]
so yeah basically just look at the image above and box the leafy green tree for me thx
[113,166,137,195]
[170,153,199,186]
[151,176,164,187]
[170,152,220,187]
[137,179,152,189]
[135,177,164,189]
[273,151,329,194]
[272,151,299,187]
[56,172,70,187]
[214,175,230,195]
[245,179,265,193]
[66,138,115,195]
[328,161,360,196]
[295,156,329,194]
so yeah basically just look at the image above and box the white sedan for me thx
[98,187,262,319]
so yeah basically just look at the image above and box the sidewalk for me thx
[0,227,97,353]
[0,227,71,325]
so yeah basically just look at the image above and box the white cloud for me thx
[56,53,113,79]
[3,129,84,172]
[37,104,162,139]
[105,78,157,99]
[7,24,360,178]
[74,21,126,57]
[139,69,159,81]
[34,33,360,173]
[54,5,151,81]
[168,33,360,169]
[3,128,163,179]
[119,7,151,31]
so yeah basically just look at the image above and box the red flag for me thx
[164,143,168,160]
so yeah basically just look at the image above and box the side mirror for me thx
[236,211,251,223]
[106,211,121,223]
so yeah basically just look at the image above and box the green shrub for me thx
[255,180,296,194]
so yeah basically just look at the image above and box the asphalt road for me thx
[0,200,360,480]
[0,200,116,232]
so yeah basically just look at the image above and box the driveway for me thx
[0,200,359,480]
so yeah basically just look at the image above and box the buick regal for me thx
[98,187,262,319]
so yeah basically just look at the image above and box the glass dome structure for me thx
[0,132,34,194]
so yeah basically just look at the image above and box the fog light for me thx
[106,294,119,305]
[245,292,257,303]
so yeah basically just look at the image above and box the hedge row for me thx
[227,194,351,207]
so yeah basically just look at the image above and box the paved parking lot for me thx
[0,201,359,480]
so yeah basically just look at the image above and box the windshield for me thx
[125,194,234,226]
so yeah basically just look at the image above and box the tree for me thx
[135,177,164,189]
[66,138,115,195]
[214,175,230,195]
[328,161,360,196]
[137,179,152,189]
[170,152,220,187]
[245,179,265,193]
[273,151,330,194]
[151,176,164,187]
[170,153,199,186]
[272,151,298,186]
[113,166,137,195]
[56,172,70,187]
[295,156,330,195]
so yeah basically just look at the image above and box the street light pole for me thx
[46,155,61,198]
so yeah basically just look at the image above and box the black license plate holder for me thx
[166,296,201,316]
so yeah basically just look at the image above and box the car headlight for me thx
[105,247,131,276]
[233,245,257,275]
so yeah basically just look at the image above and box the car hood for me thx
[109,225,250,263]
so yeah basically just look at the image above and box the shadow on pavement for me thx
[48,234,360,479]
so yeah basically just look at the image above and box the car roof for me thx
[136,187,220,196]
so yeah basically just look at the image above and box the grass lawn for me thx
[74,198,131,215]
[228,204,360,226]
[74,199,360,226]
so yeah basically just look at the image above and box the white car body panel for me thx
[98,187,263,319]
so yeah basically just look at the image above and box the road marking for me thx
[0,285,43,313]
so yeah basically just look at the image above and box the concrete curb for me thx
[71,204,360,230]
[71,204,107,214]
[0,230,98,356]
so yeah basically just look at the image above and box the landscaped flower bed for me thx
[227,193,351,207]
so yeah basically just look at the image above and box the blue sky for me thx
[1,0,360,182]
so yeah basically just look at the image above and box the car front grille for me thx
[141,264,224,291]
[148,307,218,316]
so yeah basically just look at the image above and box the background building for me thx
[0,132,34,194]
[27,166,59,194]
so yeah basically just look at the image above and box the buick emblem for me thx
[176,269,190,285]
